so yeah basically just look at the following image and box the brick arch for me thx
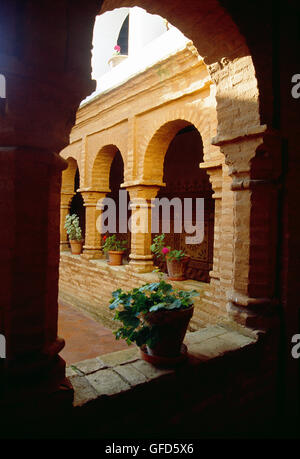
[60,141,84,190]
[61,157,79,194]
[90,144,124,190]
[140,108,214,183]
[100,0,265,140]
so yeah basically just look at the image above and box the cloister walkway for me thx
[58,301,131,364]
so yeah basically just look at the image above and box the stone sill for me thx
[67,323,258,408]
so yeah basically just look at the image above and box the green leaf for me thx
[149,302,166,312]
[166,299,182,310]
[117,310,140,328]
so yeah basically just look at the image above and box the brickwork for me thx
[59,46,237,322]
[59,252,219,331]
[1,0,298,433]
[59,30,280,328]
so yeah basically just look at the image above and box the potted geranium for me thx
[108,45,128,68]
[102,234,127,265]
[109,279,198,366]
[151,234,190,281]
[64,214,83,255]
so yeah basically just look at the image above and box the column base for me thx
[127,259,155,273]
[0,373,74,438]
[81,246,103,260]
[0,339,74,436]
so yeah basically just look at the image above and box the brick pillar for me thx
[60,192,75,251]
[0,0,99,425]
[215,131,282,328]
[0,147,71,409]
[200,159,224,315]
[127,185,160,273]
[80,190,107,259]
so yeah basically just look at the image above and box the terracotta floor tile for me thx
[58,302,131,365]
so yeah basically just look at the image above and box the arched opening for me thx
[1,0,295,439]
[69,168,86,240]
[153,124,214,282]
[91,144,120,190]
[60,157,86,251]
[106,150,131,261]
[117,14,129,55]
[61,157,78,194]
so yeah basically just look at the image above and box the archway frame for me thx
[137,105,220,184]
[97,0,279,327]
[0,0,288,419]
[86,126,128,189]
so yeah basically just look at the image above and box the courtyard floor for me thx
[58,301,132,365]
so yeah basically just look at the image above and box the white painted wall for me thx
[128,7,166,55]
[92,8,130,81]
[82,7,192,104]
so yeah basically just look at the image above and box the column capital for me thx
[79,190,107,206]
[230,176,281,191]
[226,289,279,329]
[126,184,161,201]
[211,124,268,147]
[200,160,223,199]
[122,180,165,189]
[220,129,283,182]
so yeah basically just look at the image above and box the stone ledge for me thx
[67,324,258,409]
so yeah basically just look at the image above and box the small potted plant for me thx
[102,234,127,265]
[109,279,198,366]
[64,214,83,255]
[151,234,190,281]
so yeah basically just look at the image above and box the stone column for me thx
[214,130,282,329]
[126,185,160,273]
[60,192,75,251]
[0,147,70,409]
[200,159,223,280]
[199,159,224,313]
[80,190,107,259]
[0,0,99,425]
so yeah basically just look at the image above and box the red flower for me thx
[114,45,121,52]
[161,247,170,255]
[103,235,107,241]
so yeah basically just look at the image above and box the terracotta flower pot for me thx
[70,240,82,255]
[166,255,190,281]
[144,305,194,359]
[108,54,128,68]
[108,250,124,266]
[140,343,187,368]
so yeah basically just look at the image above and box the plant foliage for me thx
[109,280,198,348]
[102,234,127,253]
[64,214,82,241]
[151,233,186,261]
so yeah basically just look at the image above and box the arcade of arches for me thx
[59,47,229,329]
[0,0,299,437]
